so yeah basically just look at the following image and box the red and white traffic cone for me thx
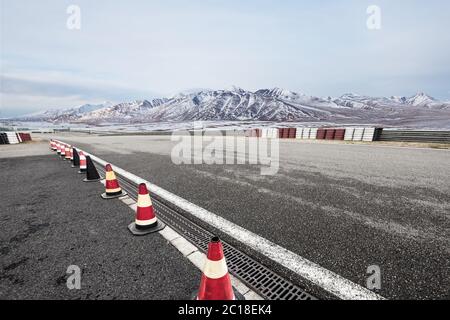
[51,140,57,151]
[56,142,61,155]
[193,237,245,300]
[60,143,66,159]
[69,146,74,163]
[64,145,71,161]
[128,183,165,235]
[101,164,127,199]
[78,151,87,173]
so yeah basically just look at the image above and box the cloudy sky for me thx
[1,0,450,117]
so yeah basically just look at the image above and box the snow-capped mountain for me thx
[406,92,437,107]
[13,88,450,125]
[19,102,114,122]
[329,92,449,110]
[127,87,337,122]
[81,99,168,121]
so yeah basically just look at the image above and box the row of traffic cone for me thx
[50,139,243,300]
[50,140,97,178]
[50,140,166,234]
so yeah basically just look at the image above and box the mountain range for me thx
[12,88,450,127]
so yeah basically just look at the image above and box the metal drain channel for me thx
[95,164,316,300]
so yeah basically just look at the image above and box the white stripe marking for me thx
[203,258,229,279]
[137,194,152,207]
[78,147,384,300]
[105,171,113,179]
[135,217,157,226]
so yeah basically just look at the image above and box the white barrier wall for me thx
[6,132,20,144]
[266,128,278,139]
[273,128,279,139]
[309,128,318,140]
[253,127,380,142]
[261,128,268,138]
[362,128,376,141]
[344,128,355,141]
[295,128,311,139]
[352,128,365,141]
[302,128,310,139]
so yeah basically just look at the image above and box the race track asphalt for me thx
[45,133,450,300]
[0,142,200,299]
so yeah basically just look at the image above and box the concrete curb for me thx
[118,195,263,300]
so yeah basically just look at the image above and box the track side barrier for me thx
[378,130,450,143]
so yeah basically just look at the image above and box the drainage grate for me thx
[95,165,316,300]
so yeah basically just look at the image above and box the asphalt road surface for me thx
[0,142,199,299]
[44,133,450,300]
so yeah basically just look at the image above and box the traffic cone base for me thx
[128,183,163,235]
[127,220,165,236]
[191,287,245,301]
[101,190,127,199]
